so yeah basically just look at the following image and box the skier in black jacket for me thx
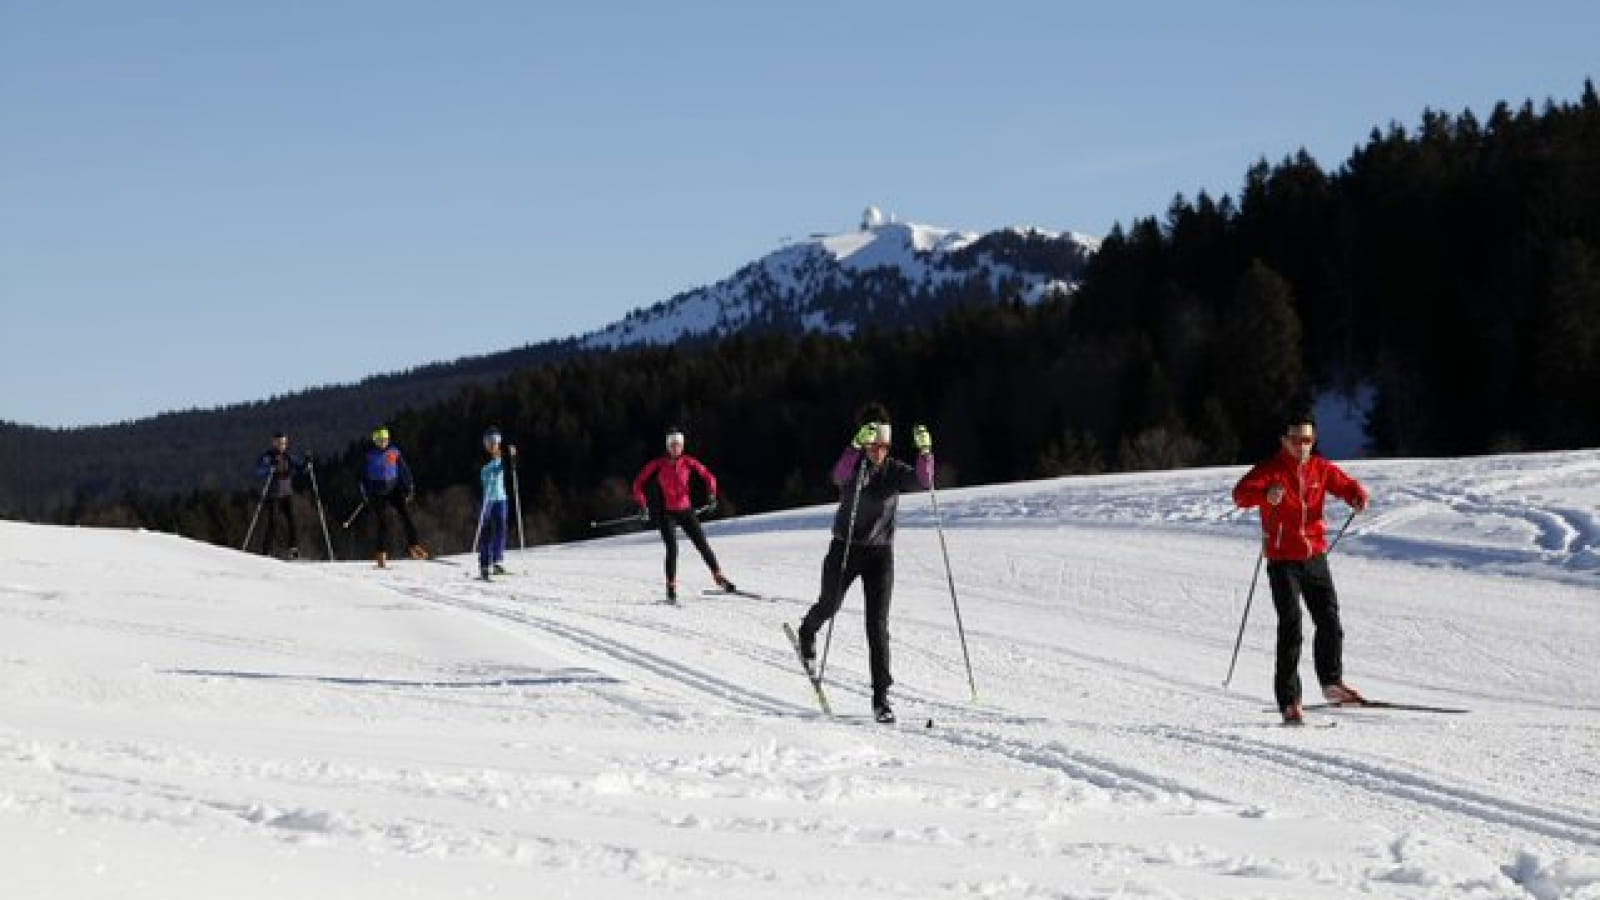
[253,432,308,558]
[795,406,934,723]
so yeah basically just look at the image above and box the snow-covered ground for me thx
[3,449,1598,899]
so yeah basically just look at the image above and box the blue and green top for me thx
[480,458,507,502]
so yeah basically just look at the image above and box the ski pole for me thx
[342,500,367,530]
[590,511,645,530]
[509,449,526,552]
[1327,508,1358,555]
[817,455,869,683]
[306,458,337,561]
[1223,534,1266,688]
[471,492,491,555]
[927,479,978,703]
[240,469,274,552]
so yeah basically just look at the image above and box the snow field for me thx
[2,450,1598,898]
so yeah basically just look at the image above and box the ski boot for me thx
[714,572,737,593]
[797,627,816,665]
[1322,682,1366,706]
[374,551,389,569]
[872,692,896,725]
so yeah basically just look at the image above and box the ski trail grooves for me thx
[1159,726,1600,846]
[386,583,802,718]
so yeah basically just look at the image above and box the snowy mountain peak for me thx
[580,214,1099,351]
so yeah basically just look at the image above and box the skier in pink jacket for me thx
[632,427,735,603]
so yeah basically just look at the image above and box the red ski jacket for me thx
[632,454,718,513]
[1233,450,1368,561]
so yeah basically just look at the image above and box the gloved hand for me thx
[852,421,879,449]
[913,424,932,453]
[705,495,718,512]
[507,444,518,458]
[638,507,650,522]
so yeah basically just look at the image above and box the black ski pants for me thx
[370,491,420,553]
[657,509,720,583]
[800,540,894,700]
[261,495,298,556]
[1267,553,1344,710]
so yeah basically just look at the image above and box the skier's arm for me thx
[1233,462,1278,508]
[631,459,660,509]
[884,455,933,492]
[397,452,415,497]
[910,425,934,489]
[832,448,864,486]
[687,456,719,499]
[1324,462,1370,512]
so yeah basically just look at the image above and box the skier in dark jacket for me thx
[253,432,308,558]
[361,427,427,567]
[632,427,734,603]
[1233,413,1370,724]
[796,406,934,723]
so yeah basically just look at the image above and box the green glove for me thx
[913,424,932,453]
[852,422,879,449]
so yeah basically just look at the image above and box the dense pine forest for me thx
[14,83,1600,557]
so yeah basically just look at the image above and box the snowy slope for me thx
[2,449,1598,899]
[580,215,1097,349]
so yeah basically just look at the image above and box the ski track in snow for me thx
[2,449,1599,898]
[1156,725,1600,846]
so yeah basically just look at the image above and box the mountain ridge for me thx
[0,213,1098,513]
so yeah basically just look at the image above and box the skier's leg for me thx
[656,514,680,585]
[861,547,894,701]
[489,500,508,566]
[679,513,722,575]
[1302,554,1345,686]
[477,500,501,572]
[261,497,281,555]
[1266,561,1305,710]
[395,495,421,549]
[282,496,299,555]
[800,541,858,644]
[373,494,392,560]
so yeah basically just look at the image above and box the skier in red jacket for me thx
[632,427,735,603]
[1233,413,1370,724]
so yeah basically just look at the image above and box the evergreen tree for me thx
[1215,261,1307,453]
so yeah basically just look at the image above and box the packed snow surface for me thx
[3,449,1598,898]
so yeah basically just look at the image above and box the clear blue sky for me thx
[3,2,1595,428]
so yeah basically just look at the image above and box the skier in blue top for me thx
[476,428,517,581]
[361,427,427,567]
